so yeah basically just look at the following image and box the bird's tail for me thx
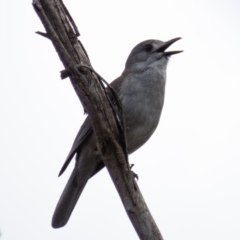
[51,167,89,228]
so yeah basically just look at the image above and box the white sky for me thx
[0,0,240,239]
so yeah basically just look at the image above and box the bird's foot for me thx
[130,164,139,181]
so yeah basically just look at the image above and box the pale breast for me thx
[119,70,166,153]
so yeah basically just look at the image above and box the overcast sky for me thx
[1,0,240,239]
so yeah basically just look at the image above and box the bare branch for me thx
[32,0,163,239]
[35,31,50,39]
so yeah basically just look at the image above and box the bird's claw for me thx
[133,172,139,181]
[129,164,139,181]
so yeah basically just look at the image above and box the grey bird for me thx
[52,38,182,228]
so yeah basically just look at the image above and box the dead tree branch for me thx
[32,0,163,239]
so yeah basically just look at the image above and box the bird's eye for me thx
[145,44,153,52]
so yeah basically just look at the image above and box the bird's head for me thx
[125,38,182,73]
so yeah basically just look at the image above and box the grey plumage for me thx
[52,38,182,228]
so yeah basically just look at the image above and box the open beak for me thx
[156,37,183,56]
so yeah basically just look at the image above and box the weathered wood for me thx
[32,0,163,239]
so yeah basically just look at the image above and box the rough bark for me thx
[32,0,164,239]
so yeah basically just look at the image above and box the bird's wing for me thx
[58,76,124,177]
[58,116,93,176]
